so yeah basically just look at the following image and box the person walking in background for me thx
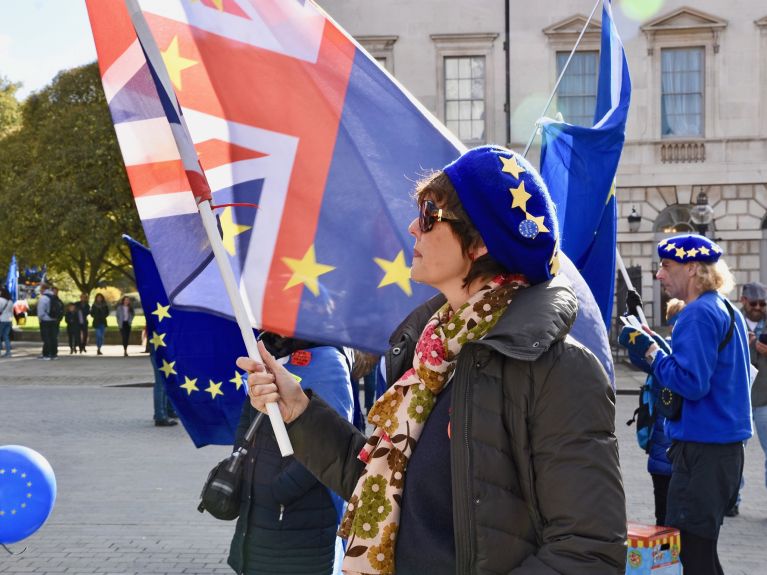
[13,297,29,326]
[240,146,626,574]
[37,282,62,360]
[740,282,767,506]
[90,293,109,355]
[116,296,134,357]
[64,302,81,355]
[228,333,355,575]
[620,234,752,575]
[0,287,13,357]
[76,293,90,353]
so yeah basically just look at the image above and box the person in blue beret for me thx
[238,146,626,574]
[619,233,752,575]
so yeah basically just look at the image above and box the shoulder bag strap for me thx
[718,297,737,352]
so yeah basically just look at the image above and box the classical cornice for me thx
[542,14,601,39]
[641,7,727,54]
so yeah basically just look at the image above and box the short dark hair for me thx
[414,171,507,288]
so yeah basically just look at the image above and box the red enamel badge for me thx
[290,350,312,366]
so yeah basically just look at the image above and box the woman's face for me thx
[408,199,473,293]
[122,297,130,305]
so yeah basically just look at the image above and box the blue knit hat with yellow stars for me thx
[443,145,560,285]
[657,234,722,263]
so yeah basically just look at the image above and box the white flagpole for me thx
[522,0,602,158]
[125,0,293,456]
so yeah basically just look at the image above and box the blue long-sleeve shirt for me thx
[651,291,752,443]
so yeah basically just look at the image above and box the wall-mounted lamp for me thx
[627,206,642,233]
[690,191,714,237]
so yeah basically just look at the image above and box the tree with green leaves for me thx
[0,63,145,294]
[0,76,21,138]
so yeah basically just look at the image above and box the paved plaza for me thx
[0,340,766,574]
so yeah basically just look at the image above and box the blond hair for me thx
[693,259,735,296]
[665,298,685,320]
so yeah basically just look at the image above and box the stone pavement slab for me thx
[0,351,765,574]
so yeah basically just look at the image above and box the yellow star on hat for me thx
[499,155,525,179]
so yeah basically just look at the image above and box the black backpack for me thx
[46,294,64,321]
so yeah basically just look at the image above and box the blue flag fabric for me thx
[127,235,249,447]
[5,255,18,301]
[539,0,631,328]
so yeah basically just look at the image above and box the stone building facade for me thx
[320,0,767,328]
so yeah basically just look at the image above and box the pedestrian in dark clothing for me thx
[116,296,134,356]
[64,303,81,354]
[228,334,354,575]
[239,147,626,574]
[76,293,90,353]
[90,293,109,355]
[37,282,61,360]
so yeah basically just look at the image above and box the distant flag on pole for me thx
[539,0,631,328]
[85,0,462,353]
[6,255,18,301]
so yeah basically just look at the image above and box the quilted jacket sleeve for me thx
[511,343,627,574]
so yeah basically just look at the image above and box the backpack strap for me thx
[718,297,736,353]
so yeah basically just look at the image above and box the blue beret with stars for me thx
[657,234,722,264]
[443,145,560,285]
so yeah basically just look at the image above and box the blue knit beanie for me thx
[443,145,560,285]
[657,234,722,263]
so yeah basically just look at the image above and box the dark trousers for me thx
[679,531,724,575]
[67,326,81,352]
[40,320,58,358]
[120,321,131,350]
[667,441,744,574]
[79,324,88,351]
[651,473,671,526]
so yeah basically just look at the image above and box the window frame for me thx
[554,50,600,128]
[431,33,498,146]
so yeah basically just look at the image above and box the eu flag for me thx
[539,0,631,328]
[127,235,248,447]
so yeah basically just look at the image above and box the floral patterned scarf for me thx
[338,274,529,574]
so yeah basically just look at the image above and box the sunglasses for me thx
[418,200,459,233]
[748,300,767,307]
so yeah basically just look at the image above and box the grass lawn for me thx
[16,315,146,332]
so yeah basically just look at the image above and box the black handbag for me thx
[655,298,736,421]
[198,412,265,520]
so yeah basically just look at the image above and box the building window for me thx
[654,204,697,233]
[444,56,485,142]
[555,51,599,127]
[661,47,704,137]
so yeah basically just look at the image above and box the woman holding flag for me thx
[238,146,626,574]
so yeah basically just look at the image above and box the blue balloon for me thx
[0,445,57,544]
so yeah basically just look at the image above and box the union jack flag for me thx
[86,0,462,352]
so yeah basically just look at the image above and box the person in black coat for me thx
[227,334,355,575]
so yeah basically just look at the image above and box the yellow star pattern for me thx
[190,0,225,9]
[282,244,335,296]
[161,36,197,91]
[526,213,550,233]
[150,332,167,350]
[664,243,676,252]
[659,239,668,247]
[152,302,171,323]
[230,371,245,391]
[675,247,686,258]
[713,245,722,253]
[220,207,252,256]
[205,380,224,399]
[499,155,525,179]
[160,359,177,378]
[374,250,412,296]
[699,246,711,256]
[509,182,531,211]
[605,180,616,205]
[686,248,699,258]
[628,331,639,344]
[180,376,199,395]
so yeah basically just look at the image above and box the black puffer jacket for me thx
[288,276,627,574]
